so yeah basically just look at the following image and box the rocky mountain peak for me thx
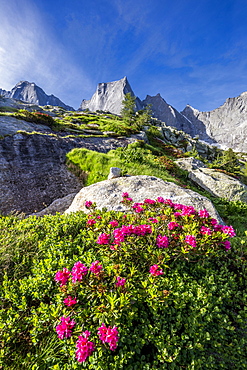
[80,76,142,114]
[0,81,74,110]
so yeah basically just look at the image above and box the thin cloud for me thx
[0,0,93,108]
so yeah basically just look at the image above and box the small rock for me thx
[108,167,122,179]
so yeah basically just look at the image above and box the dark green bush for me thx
[0,198,246,369]
[14,110,55,127]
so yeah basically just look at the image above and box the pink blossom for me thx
[185,235,197,248]
[149,217,158,223]
[122,192,129,198]
[109,220,119,227]
[200,226,212,235]
[156,235,169,248]
[98,323,119,351]
[198,209,210,218]
[134,206,144,213]
[181,205,196,216]
[174,212,182,217]
[54,268,71,287]
[174,203,183,210]
[116,276,126,287]
[64,296,77,307]
[97,233,111,245]
[71,261,88,283]
[211,218,218,226]
[149,264,164,276]
[75,331,95,363]
[167,221,179,230]
[96,215,102,219]
[84,200,93,209]
[90,260,103,275]
[87,218,96,226]
[56,316,76,339]
[223,240,231,250]
[133,224,152,236]
[156,196,165,203]
[221,225,236,237]
[144,198,156,204]
[163,199,174,206]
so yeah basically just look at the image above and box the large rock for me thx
[181,92,247,152]
[175,157,207,171]
[65,175,222,221]
[0,81,74,110]
[80,77,142,114]
[0,130,141,215]
[188,168,247,203]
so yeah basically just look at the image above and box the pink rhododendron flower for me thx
[133,224,152,236]
[223,240,231,250]
[122,192,129,198]
[96,215,102,219]
[135,206,144,213]
[109,220,119,227]
[97,233,111,245]
[221,225,236,237]
[84,201,93,209]
[174,203,183,210]
[181,205,196,216]
[71,261,88,283]
[98,323,119,351]
[174,212,182,217]
[90,260,103,275]
[55,268,71,287]
[164,199,174,206]
[200,226,212,235]
[144,198,156,204]
[149,264,164,276]
[211,218,218,226]
[156,235,169,248]
[149,217,158,223]
[56,316,75,339]
[185,235,197,248]
[156,196,165,203]
[64,296,77,307]
[167,221,179,230]
[116,276,126,287]
[198,209,210,218]
[87,218,96,226]
[75,331,95,363]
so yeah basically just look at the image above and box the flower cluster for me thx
[185,235,197,248]
[89,260,103,275]
[116,276,126,287]
[156,235,169,248]
[54,268,71,287]
[56,316,76,339]
[98,323,119,351]
[71,261,88,283]
[76,331,95,363]
[149,264,164,276]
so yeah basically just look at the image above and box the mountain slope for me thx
[181,92,247,151]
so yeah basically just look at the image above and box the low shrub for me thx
[1,197,247,369]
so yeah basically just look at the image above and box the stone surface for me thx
[0,116,52,136]
[175,157,207,171]
[181,92,247,152]
[108,167,122,179]
[65,175,222,221]
[188,168,247,203]
[0,128,141,215]
[80,77,142,114]
[30,193,77,217]
[1,81,74,110]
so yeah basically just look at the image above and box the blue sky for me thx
[1,0,247,111]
